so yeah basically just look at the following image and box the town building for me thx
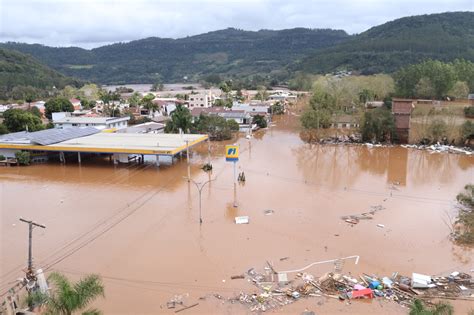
[332,115,360,129]
[392,98,415,143]
[52,112,130,130]
[186,91,214,108]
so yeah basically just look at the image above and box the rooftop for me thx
[53,116,130,124]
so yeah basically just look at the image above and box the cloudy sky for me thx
[0,0,472,49]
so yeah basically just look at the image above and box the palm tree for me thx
[409,299,453,315]
[45,272,104,315]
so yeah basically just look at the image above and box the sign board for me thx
[225,145,239,162]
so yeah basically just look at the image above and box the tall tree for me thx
[164,105,193,133]
[3,109,44,132]
[44,98,74,119]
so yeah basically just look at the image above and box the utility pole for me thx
[19,218,46,273]
[186,140,191,182]
[184,177,214,224]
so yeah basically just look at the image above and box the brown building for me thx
[392,99,415,143]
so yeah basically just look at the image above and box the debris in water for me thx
[377,224,385,228]
[235,216,250,224]
[264,209,275,216]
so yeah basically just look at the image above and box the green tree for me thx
[415,77,436,99]
[140,94,158,116]
[360,108,396,142]
[428,118,448,142]
[409,299,453,315]
[164,104,193,133]
[27,106,42,118]
[42,272,104,315]
[254,87,269,101]
[0,123,9,135]
[252,114,267,128]
[3,109,44,132]
[271,101,284,115]
[301,109,332,129]
[358,89,375,103]
[192,114,235,140]
[448,81,469,99]
[44,98,74,119]
[128,92,141,107]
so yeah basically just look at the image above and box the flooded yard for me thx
[1,114,473,314]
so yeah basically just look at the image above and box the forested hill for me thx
[0,28,349,84]
[296,12,474,74]
[0,48,81,96]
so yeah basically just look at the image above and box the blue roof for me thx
[0,127,100,145]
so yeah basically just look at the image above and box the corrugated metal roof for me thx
[0,127,100,145]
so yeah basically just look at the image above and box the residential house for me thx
[365,101,384,109]
[332,115,359,129]
[469,94,474,105]
[69,98,82,111]
[52,112,130,130]
[186,91,214,108]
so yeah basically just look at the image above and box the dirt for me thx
[1,113,473,314]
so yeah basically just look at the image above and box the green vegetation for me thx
[252,115,267,129]
[0,123,8,135]
[164,105,193,133]
[15,151,30,165]
[44,97,74,119]
[1,28,349,84]
[0,48,81,101]
[409,299,453,315]
[454,184,474,244]
[26,272,104,315]
[299,12,474,75]
[2,108,44,132]
[461,121,474,143]
[271,101,285,115]
[0,154,5,160]
[193,114,238,140]
[464,106,474,118]
[361,108,396,143]
[394,59,474,99]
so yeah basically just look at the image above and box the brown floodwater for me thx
[1,114,473,314]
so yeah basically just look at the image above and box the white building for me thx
[187,91,213,108]
[52,112,130,130]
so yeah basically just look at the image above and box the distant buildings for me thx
[52,112,130,130]
[268,90,297,102]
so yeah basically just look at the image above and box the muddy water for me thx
[1,114,473,314]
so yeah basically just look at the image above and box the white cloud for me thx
[0,0,472,48]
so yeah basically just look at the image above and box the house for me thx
[118,122,165,134]
[231,104,270,117]
[268,90,297,102]
[332,115,359,129]
[469,94,474,105]
[52,112,130,130]
[190,107,252,128]
[392,99,415,143]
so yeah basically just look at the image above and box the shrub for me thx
[464,106,474,118]
[15,151,31,165]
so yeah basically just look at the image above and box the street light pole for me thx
[184,177,214,224]
[19,218,45,273]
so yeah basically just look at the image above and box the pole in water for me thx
[233,161,237,207]
[19,218,46,272]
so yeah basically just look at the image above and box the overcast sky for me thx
[0,0,472,49]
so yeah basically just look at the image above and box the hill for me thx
[1,28,349,84]
[0,48,81,100]
[297,12,474,74]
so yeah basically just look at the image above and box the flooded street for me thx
[1,114,473,314]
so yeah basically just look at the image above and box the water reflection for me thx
[293,144,473,189]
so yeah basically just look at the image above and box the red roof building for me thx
[392,99,415,143]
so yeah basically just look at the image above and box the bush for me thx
[15,151,31,165]
[0,155,5,161]
[252,114,267,129]
[454,184,474,244]
[0,123,8,135]
[461,121,474,141]
[428,118,448,142]
[464,106,474,118]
